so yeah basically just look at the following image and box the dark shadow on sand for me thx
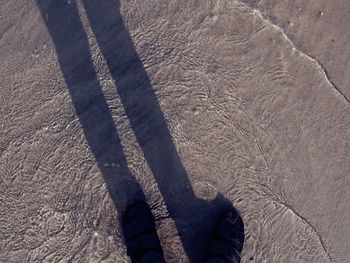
[36,1,242,261]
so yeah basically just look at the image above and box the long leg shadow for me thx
[36,0,240,262]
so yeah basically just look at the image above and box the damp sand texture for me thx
[1,1,350,263]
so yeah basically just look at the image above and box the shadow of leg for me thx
[81,1,243,261]
[35,0,144,213]
[36,0,245,261]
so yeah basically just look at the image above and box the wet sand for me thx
[1,0,349,262]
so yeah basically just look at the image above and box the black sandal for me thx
[122,201,165,263]
[205,209,245,263]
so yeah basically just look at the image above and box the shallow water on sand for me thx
[1,1,349,262]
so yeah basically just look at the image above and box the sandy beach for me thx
[1,1,349,262]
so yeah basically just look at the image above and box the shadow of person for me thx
[36,0,244,262]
